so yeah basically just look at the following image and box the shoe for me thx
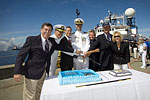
[140,66,146,68]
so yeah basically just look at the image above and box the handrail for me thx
[0,54,17,58]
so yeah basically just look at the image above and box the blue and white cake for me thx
[58,69,102,85]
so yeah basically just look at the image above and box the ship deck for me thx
[0,53,150,100]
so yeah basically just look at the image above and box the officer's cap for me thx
[74,18,84,25]
[102,22,110,27]
[54,24,66,32]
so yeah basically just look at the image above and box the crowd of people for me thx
[13,18,150,100]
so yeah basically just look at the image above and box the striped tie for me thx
[45,40,49,53]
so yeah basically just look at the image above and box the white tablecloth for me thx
[40,70,150,100]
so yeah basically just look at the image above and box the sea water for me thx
[0,50,19,66]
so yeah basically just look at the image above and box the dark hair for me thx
[41,23,53,30]
[66,26,72,29]
[146,38,149,40]
[89,29,96,36]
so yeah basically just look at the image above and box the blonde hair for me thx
[112,31,123,42]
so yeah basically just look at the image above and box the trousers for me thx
[23,71,46,100]
[114,64,128,70]
[49,50,59,76]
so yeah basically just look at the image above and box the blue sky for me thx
[0,0,150,48]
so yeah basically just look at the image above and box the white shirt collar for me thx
[41,34,50,44]
[104,33,111,41]
[104,33,107,37]
[50,34,58,40]
[41,34,46,43]
[75,31,83,35]
[50,33,64,44]
[76,30,82,33]
[41,34,47,51]
[65,35,70,40]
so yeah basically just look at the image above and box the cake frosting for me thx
[58,69,102,85]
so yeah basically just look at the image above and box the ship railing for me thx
[0,54,17,58]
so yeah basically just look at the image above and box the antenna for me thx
[76,9,80,18]
[125,8,136,26]
[108,10,111,24]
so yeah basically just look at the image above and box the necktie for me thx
[107,34,110,41]
[45,40,49,53]
[45,40,50,76]
[68,38,72,47]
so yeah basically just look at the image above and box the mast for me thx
[76,9,80,18]
[108,10,111,24]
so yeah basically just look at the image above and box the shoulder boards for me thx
[83,32,88,34]
[72,32,75,34]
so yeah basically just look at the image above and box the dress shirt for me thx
[64,35,70,41]
[104,33,111,41]
[65,35,71,46]
[41,35,47,51]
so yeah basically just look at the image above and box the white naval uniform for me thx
[49,34,63,76]
[138,43,147,67]
[71,31,90,70]
[133,47,138,59]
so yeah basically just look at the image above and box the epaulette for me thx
[72,32,75,34]
[83,32,88,34]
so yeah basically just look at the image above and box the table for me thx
[40,70,150,100]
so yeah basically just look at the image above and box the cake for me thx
[58,69,102,85]
[109,69,132,77]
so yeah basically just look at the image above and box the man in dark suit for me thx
[13,23,74,100]
[59,26,73,71]
[85,22,114,71]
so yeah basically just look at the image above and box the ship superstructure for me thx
[94,8,138,41]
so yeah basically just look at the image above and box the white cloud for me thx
[0,41,10,51]
[0,28,39,38]
[0,37,25,51]
[0,38,14,51]
[0,30,38,36]
[0,29,38,51]
[14,36,27,46]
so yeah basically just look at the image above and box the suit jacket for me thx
[89,33,114,70]
[59,36,73,71]
[14,35,74,79]
[89,38,100,71]
[111,41,130,64]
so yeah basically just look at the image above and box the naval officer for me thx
[71,18,90,70]
[49,24,65,76]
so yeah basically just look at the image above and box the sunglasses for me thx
[114,35,120,38]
